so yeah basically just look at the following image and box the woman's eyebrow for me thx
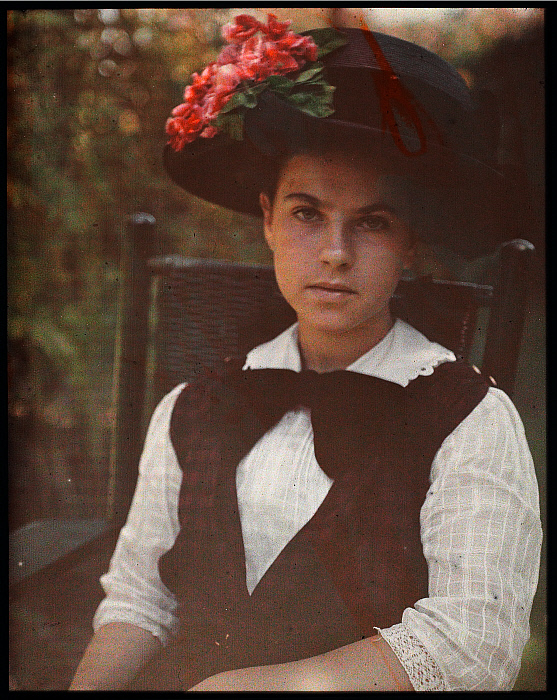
[283,192,321,205]
[283,192,399,216]
[357,203,398,217]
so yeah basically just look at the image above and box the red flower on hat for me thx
[221,14,263,43]
[166,14,343,150]
[166,104,204,150]
[239,34,302,81]
[261,14,292,40]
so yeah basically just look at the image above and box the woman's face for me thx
[260,151,415,355]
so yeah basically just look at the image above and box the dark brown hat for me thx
[163,27,516,258]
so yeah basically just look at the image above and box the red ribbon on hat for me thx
[359,20,443,157]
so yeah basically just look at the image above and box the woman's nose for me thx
[318,226,352,268]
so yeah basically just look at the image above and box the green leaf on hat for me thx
[240,89,260,109]
[219,84,266,114]
[284,91,335,118]
[302,28,348,59]
[295,65,326,83]
[213,110,245,140]
[265,75,297,95]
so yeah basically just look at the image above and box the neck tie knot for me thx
[296,369,323,406]
[226,365,410,480]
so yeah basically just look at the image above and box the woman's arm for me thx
[71,385,186,690]
[190,388,542,693]
[189,635,413,692]
[69,622,161,690]
[396,388,542,690]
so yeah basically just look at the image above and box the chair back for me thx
[107,214,535,522]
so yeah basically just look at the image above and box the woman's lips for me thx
[306,282,356,300]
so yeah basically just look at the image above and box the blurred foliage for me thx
[7,6,544,509]
[362,7,544,64]
[7,8,252,521]
[7,7,337,522]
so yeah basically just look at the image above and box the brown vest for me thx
[132,359,489,690]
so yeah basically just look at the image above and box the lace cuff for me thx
[377,623,449,692]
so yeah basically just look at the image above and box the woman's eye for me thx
[293,207,321,223]
[357,215,390,232]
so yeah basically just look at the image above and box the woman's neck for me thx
[298,317,394,373]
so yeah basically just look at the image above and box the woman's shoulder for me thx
[144,382,189,436]
[460,385,529,436]
[156,382,189,412]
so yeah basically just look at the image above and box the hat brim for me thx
[163,132,268,218]
[163,23,522,260]
[164,93,505,207]
[163,90,512,259]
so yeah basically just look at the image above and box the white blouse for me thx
[93,320,542,691]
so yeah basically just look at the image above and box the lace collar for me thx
[244,319,456,388]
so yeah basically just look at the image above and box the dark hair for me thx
[259,129,395,201]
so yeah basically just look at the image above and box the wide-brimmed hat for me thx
[163,17,518,258]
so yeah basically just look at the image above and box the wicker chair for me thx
[107,212,536,523]
[9,212,536,691]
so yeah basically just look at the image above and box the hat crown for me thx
[323,29,474,111]
[163,21,509,257]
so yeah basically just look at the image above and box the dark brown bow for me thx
[225,367,409,480]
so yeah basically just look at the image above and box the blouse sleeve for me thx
[92,384,186,646]
[379,387,542,691]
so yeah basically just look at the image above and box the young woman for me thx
[70,15,541,691]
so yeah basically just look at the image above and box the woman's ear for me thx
[401,231,418,272]
[259,192,274,249]
[403,242,417,271]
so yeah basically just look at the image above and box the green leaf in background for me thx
[29,317,77,364]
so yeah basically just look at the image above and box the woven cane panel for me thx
[149,256,493,402]
[150,257,296,398]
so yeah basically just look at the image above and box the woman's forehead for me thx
[276,152,414,208]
